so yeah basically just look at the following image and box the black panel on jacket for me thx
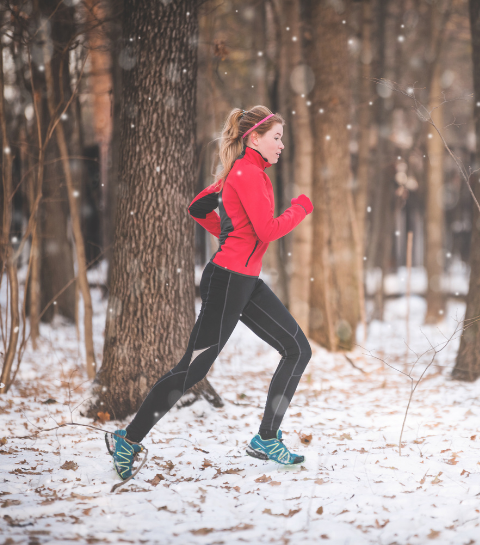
[188,192,219,219]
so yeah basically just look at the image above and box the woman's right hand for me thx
[291,194,314,215]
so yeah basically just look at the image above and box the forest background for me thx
[2,0,480,408]
[2,0,480,543]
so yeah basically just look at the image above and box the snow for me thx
[2,265,480,544]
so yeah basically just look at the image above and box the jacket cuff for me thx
[293,203,307,215]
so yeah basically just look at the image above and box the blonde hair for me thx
[213,105,285,192]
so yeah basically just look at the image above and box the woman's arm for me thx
[235,172,306,242]
[187,183,221,239]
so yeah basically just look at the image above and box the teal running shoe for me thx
[105,429,144,480]
[246,430,305,465]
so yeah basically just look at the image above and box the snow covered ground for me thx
[1,267,480,545]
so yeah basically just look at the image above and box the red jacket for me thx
[188,146,307,277]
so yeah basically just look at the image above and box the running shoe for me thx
[246,430,305,465]
[105,429,144,480]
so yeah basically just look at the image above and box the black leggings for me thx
[126,261,312,443]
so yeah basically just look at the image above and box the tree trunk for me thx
[37,0,77,325]
[425,5,446,324]
[106,0,123,289]
[0,41,20,394]
[451,0,480,382]
[87,0,221,420]
[268,0,292,306]
[354,0,373,251]
[307,0,359,351]
[41,0,97,377]
[366,0,392,321]
[284,0,314,333]
[86,0,113,265]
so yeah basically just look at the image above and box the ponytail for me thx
[213,105,285,192]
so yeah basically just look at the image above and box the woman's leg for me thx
[125,263,257,443]
[239,277,312,434]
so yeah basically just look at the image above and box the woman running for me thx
[106,105,314,480]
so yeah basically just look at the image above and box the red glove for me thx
[291,194,313,215]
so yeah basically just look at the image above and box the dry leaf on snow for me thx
[60,461,78,471]
[255,474,272,483]
[298,432,312,445]
[201,459,213,469]
[191,528,214,535]
[146,474,165,486]
[96,411,110,424]
[263,508,301,517]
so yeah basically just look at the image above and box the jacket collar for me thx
[244,145,272,170]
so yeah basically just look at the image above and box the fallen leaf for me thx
[263,508,301,517]
[146,474,165,487]
[299,432,312,445]
[1,499,21,508]
[375,519,389,528]
[315,479,327,485]
[445,457,458,465]
[201,459,213,470]
[471,435,476,441]
[190,528,214,535]
[60,461,78,471]
[96,411,110,424]
[431,475,442,485]
[193,447,209,454]
[255,474,272,483]
[68,493,96,501]
[461,469,470,477]
[0,437,7,446]
[42,399,57,405]
[339,433,352,440]
[316,506,323,515]
[268,481,281,486]
[223,523,254,532]
[428,529,441,539]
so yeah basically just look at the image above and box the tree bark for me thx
[87,0,222,420]
[284,0,314,334]
[0,41,20,394]
[451,0,480,382]
[424,5,446,324]
[307,0,359,351]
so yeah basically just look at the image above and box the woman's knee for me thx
[293,329,312,361]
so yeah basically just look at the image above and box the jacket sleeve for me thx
[187,182,221,239]
[235,171,306,242]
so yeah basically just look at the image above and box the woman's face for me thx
[248,122,284,164]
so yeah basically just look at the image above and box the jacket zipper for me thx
[245,240,259,267]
